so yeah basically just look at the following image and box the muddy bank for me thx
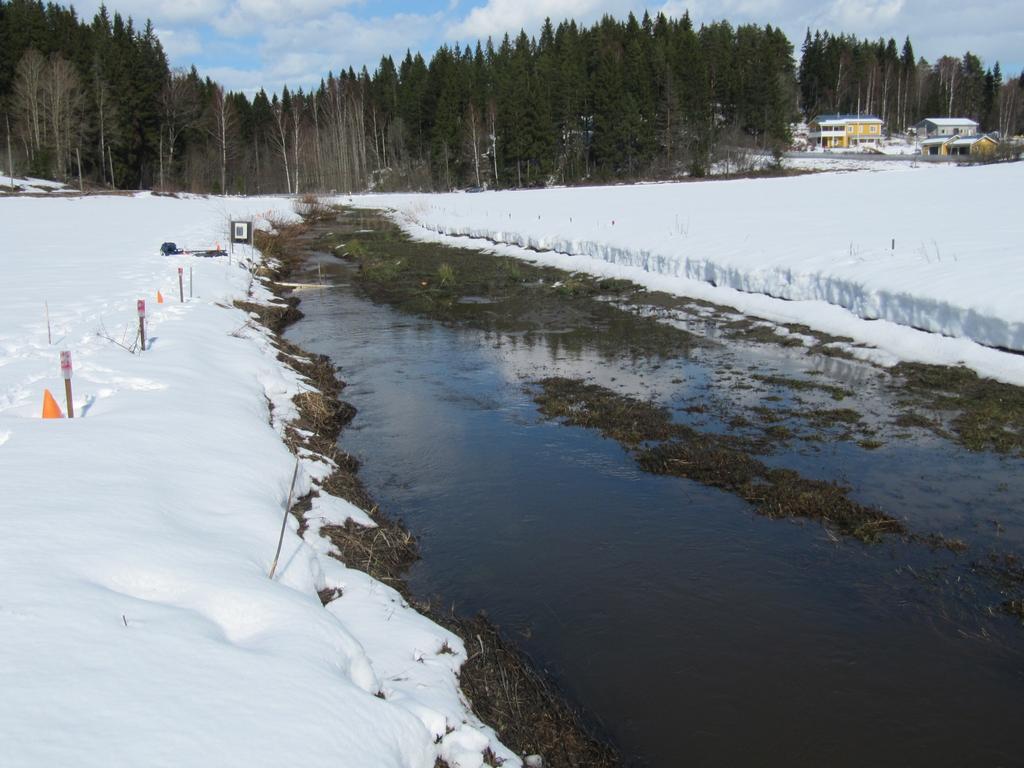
[252,208,621,767]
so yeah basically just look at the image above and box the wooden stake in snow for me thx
[268,458,301,579]
[189,266,193,298]
[5,113,13,191]
[178,266,184,302]
[107,145,116,191]
[60,350,74,418]
[137,299,146,352]
[45,301,52,345]
[75,147,83,193]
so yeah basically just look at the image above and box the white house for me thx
[913,118,980,139]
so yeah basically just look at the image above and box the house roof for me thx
[918,117,979,127]
[946,134,996,147]
[812,114,883,125]
[921,134,998,148]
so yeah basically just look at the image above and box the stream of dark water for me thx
[285,249,1023,767]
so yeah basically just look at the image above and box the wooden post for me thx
[268,459,301,579]
[60,350,74,418]
[45,301,52,344]
[6,113,14,190]
[178,266,184,302]
[75,147,83,193]
[189,266,193,298]
[108,145,116,190]
[137,299,146,352]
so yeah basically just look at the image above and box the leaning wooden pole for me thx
[268,459,301,579]
[5,113,13,190]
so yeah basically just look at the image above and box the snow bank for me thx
[0,169,73,194]
[350,162,1024,384]
[0,193,513,767]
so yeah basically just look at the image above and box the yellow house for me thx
[808,114,884,149]
[920,134,999,157]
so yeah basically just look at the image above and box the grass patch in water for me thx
[638,443,903,543]
[723,319,804,348]
[534,377,687,446]
[339,210,700,361]
[970,553,1024,619]
[807,407,862,427]
[894,363,1024,455]
[752,373,853,401]
[533,377,903,543]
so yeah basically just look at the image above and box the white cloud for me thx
[445,0,634,42]
[213,0,361,36]
[156,28,202,59]
[207,10,442,92]
[58,0,1024,95]
[822,0,905,28]
[72,0,230,24]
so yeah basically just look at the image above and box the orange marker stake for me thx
[41,389,63,419]
[60,350,74,418]
[157,290,164,304]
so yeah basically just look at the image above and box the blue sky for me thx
[73,0,1023,95]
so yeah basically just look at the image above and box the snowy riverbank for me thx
[0,193,514,767]
[352,161,1024,386]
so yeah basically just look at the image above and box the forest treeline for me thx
[1,0,1022,194]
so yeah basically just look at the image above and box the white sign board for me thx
[231,221,253,245]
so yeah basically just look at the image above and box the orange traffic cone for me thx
[157,290,164,304]
[42,389,63,419]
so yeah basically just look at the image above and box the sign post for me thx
[60,350,74,418]
[230,220,253,247]
[178,266,184,302]
[230,220,253,265]
[137,299,147,352]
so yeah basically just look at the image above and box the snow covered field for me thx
[352,162,1024,385]
[0,193,513,767]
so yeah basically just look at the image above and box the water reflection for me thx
[287,252,1023,767]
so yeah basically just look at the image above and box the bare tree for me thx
[291,97,301,194]
[208,85,234,194]
[487,98,499,187]
[937,56,960,117]
[464,100,483,187]
[93,63,114,187]
[270,95,292,194]
[43,54,82,180]
[13,50,46,159]
[160,69,198,191]
[998,81,1020,138]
